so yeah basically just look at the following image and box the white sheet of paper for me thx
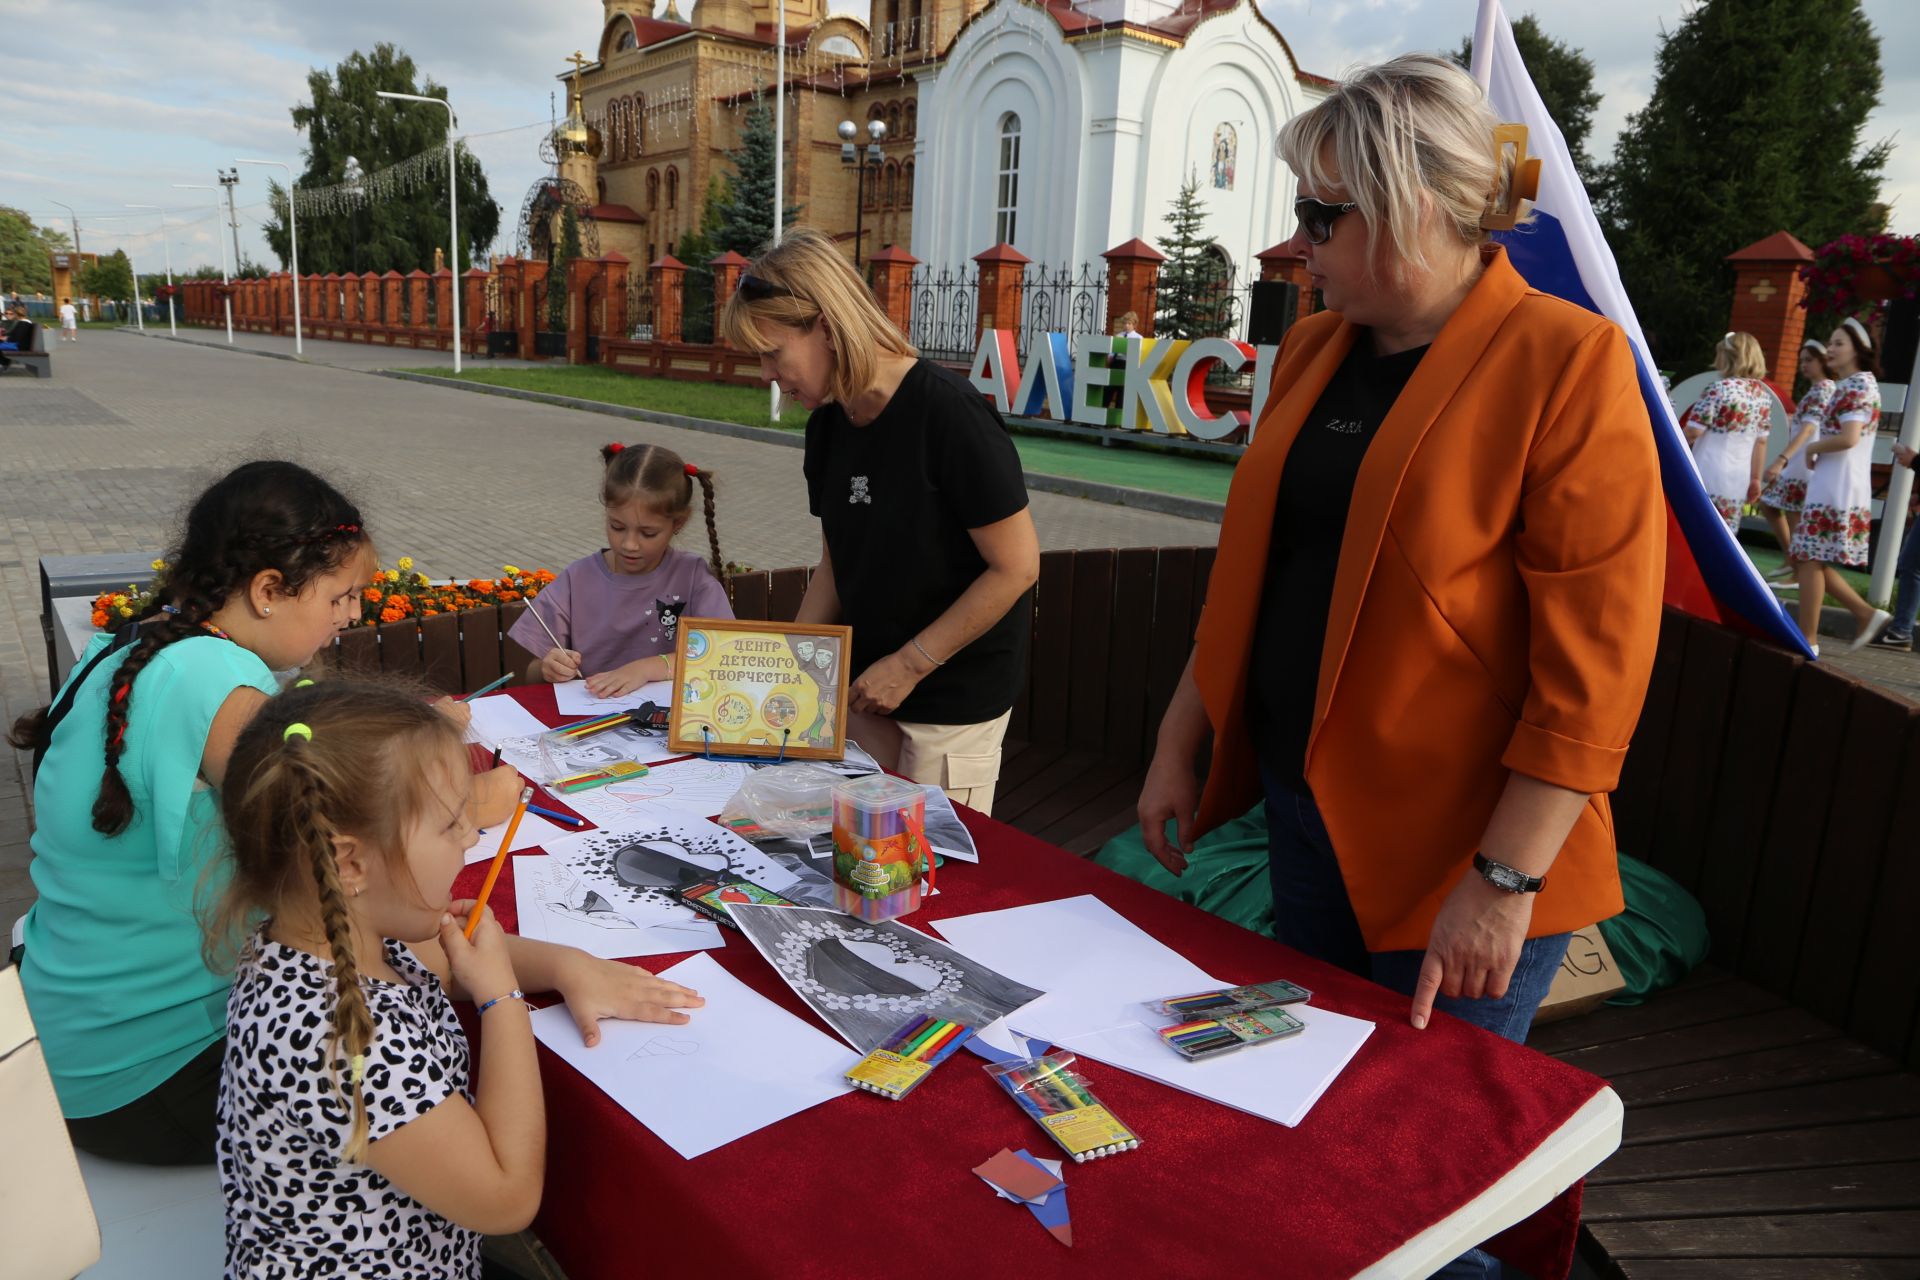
[553,679,673,718]
[560,757,751,824]
[933,895,1374,1127]
[512,855,723,958]
[468,809,585,863]
[529,952,855,1159]
[463,693,548,747]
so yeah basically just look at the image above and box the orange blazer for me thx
[1192,247,1665,951]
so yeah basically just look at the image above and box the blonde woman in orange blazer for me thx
[1138,56,1665,1057]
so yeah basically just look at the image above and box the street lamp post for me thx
[234,159,303,356]
[126,204,175,337]
[50,200,81,255]
[837,118,887,270]
[174,182,233,344]
[376,90,462,373]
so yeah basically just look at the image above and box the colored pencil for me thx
[562,712,631,738]
[465,786,531,939]
[458,673,512,702]
[900,1019,947,1058]
[526,804,584,827]
[525,601,566,654]
[490,746,502,770]
[910,1022,964,1061]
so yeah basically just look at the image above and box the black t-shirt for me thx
[1250,332,1430,787]
[804,358,1033,724]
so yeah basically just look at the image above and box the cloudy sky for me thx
[3,0,1914,282]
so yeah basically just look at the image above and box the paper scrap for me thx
[973,1147,1063,1204]
[1014,1150,1073,1247]
[463,693,548,747]
[529,952,854,1159]
[512,855,724,959]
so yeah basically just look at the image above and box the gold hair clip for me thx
[283,723,313,742]
[1484,124,1542,232]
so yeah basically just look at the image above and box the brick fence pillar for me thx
[973,242,1030,344]
[1726,232,1815,384]
[1102,238,1166,337]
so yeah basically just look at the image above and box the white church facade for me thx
[909,0,1333,278]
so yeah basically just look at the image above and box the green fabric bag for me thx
[1596,853,1711,1006]
[1094,809,1275,936]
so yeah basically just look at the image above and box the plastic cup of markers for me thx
[831,775,929,922]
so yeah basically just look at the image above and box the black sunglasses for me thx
[1294,197,1359,246]
[737,273,797,301]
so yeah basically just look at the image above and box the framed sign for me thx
[667,618,853,761]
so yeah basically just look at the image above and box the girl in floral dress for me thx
[1789,318,1893,652]
[1759,339,1835,569]
[1683,332,1774,535]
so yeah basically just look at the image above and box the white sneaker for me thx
[1810,643,1820,659]
[1848,609,1894,652]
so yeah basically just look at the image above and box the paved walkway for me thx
[125,324,546,372]
[0,330,1221,930]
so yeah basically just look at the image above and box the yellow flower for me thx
[150,559,167,573]
[502,564,521,577]
[117,605,133,618]
[386,569,400,583]
[397,556,414,573]
[111,593,128,606]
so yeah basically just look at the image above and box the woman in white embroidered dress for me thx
[1683,332,1773,535]
[1759,339,1836,569]
[1788,317,1893,651]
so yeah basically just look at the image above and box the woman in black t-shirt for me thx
[717,228,1039,814]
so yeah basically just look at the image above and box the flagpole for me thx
[1470,0,1497,89]
[1869,348,1920,606]
[770,1,786,426]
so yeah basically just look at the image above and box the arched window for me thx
[666,166,678,210]
[646,168,659,211]
[883,161,898,208]
[887,103,901,140]
[616,26,638,52]
[868,101,885,124]
[995,113,1021,246]
[597,176,608,204]
[820,34,861,59]
[902,158,914,208]
[630,93,645,157]
[904,100,916,138]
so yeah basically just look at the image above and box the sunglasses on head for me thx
[1294,197,1359,246]
[736,273,797,301]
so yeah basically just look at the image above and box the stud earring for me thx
[262,607,272,617]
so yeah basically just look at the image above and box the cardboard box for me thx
[1530,927,1626,1026]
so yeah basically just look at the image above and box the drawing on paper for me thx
[628,1035,701,1062]
[545,814,801,926]
[728,904,1045,1051]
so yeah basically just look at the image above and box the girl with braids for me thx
[6,460,444,1165]
[509,440,734,698]
[213,680,704,1278]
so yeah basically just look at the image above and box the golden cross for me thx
[567,50,590,81]
[1751,278,1777,302]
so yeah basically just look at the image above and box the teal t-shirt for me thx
[21,632,278,1117]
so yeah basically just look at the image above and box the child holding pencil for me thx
[511,442,734,698]
[211,681,705,1279]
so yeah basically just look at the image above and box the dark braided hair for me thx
[599,441,728,587]
[7,460,366,835]
[209,678,462,1162]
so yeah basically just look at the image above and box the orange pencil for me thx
[465,785,532,939]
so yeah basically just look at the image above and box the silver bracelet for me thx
[477,989,525,1015]
[911,637,946,668]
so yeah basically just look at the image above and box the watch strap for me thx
[1473,852,1545,894]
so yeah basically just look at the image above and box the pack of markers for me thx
[843,1015,975,1101]
[984,1053,1141,1162]
[1149,979,1311,1062]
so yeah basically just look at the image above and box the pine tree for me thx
[1599,0,1887,372]
[715,103,802,256]
[1453,13,1603,189]
[1155,172,1229,340]
[547,204,582,332]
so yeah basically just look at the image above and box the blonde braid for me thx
[289,752,377,1162]
[692,468,728,587]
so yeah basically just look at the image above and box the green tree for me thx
[546,204,582,332]
[79,250,135,312]
[1155,172,1230,340]
[1453,13,1604,189]
[1599,0,1887,371]
[262,44,500,275]
[0,207,72,296]
[714,103,801,256]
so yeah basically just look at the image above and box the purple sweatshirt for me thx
[508,548,732,675]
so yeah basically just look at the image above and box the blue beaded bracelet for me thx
[477,989,525,1015]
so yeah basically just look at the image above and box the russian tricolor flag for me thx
[1470,0,1810,655]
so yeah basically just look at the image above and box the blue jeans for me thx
[1887,510,1920,640]
[1262,774,1571,1279]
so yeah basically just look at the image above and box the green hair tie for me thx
[294,678,315,689]
[283,723,313,743]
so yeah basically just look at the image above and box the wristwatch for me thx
[1473,852,1545,894]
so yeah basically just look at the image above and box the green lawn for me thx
[399,366,1235,503]
[1743,538,1876,602]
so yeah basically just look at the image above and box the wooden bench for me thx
[0,323,51,377]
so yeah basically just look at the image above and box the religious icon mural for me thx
[1212,123,1237,191]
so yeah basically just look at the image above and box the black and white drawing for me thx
[727,904,1045,1051]
[494,720,675,787]
[511,854,724,959]
[544,815,801,934]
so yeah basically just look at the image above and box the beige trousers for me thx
[847,708,1014,814]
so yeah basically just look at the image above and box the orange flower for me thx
[499,589,522,602]
[92,610,109,628]
[380,607,403,624]
[422,608,439,617]
[364,587,384,603]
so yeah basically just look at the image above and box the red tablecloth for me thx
[456,685,1604,1280]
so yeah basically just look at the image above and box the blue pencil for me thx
[458,673,513,702]
[526,804,585,827]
